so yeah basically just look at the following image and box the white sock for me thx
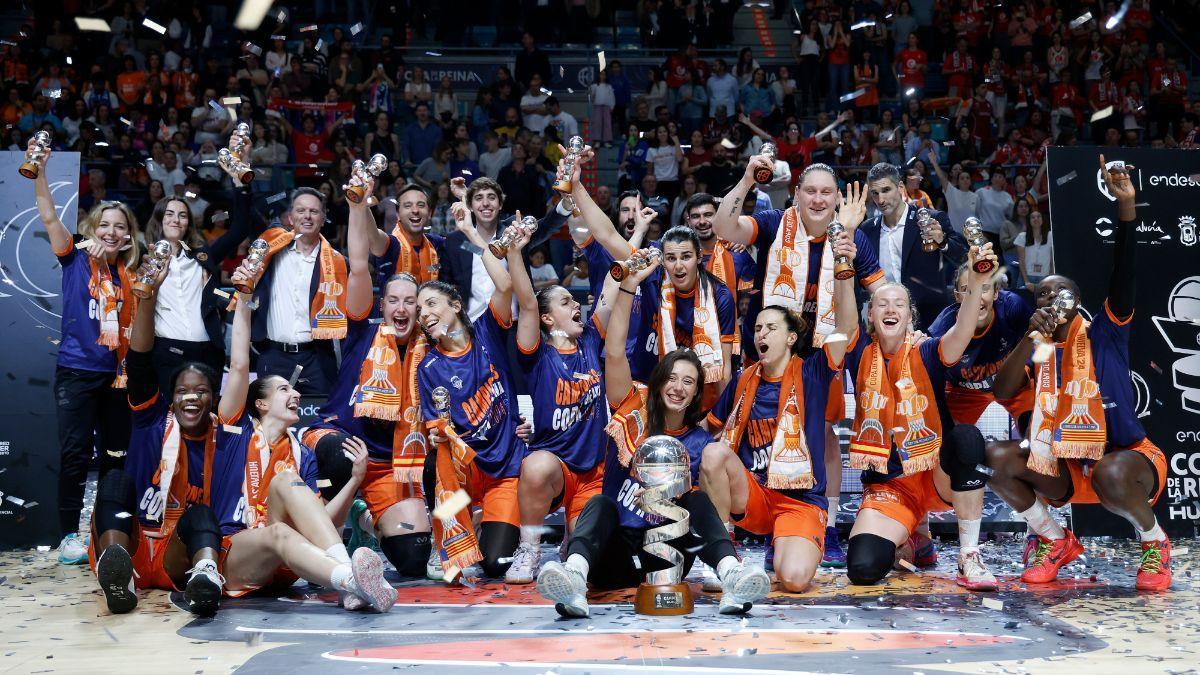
[330,563,356,592]
[565,553,589,578]
[325,543,351,565]
[1136,520,1166,542]
[357,509,376,536]
[958,518,982,554]
[1016,500,1066,540]
[715,556,739,580]
[520,525,543,546]
[826,496,840,524]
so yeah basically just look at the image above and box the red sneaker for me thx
[1020,530,1083,584]
[1135,539,1172,592]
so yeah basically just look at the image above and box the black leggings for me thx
[565,491,736,590]
[56,367,130,536]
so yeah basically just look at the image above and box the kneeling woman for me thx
[89,259,224,615]
[417,206,527,580]
[699,232,859,593]
[210,281,395,611]
[536,254,770,618]
[503,216,614,584]
[844,245,996,591]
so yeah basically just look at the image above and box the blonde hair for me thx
[80,200,140,270]
[866,282,918,337]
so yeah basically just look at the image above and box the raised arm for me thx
[567,146,640,259]
[346,173,377,319]
[604,255,660,404]
[219,287,254,422]
[31,145,73,255]
[451,201,513,323]
[712,151,771,246]
[1099,154,1137,318]
[938,244,996,363]
[509,223,541,352]
[127,258,172,406]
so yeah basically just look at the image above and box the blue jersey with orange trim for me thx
[702,248,756,292]
[1026,303,1145,449]
[56,244,122,372]
[126,395,210,529]
[209,412,320,536]
[746,209,883,350]
[309,317,399,462]
[846,336,955,483]
[418,305,527,479]
[657,276,738,350]
[928,290,1033,392]
[373,232,444,289]
[601,423,712,530]
[515,319,607,472]
[707,353,839,510]
[581,238,661,381]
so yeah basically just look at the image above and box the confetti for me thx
[432,489,472,521]
[1090,106,1114,122]
[212,288,230,299]
[234,0,275,30]
[1069,11,1093,29]
[982,598,1004,610]
[850,20,876,30]
[460,241,484,256]
[243,42,263,56]
[142,18,167,34]
[288,364,304,387]
[315,39,324,52]
[74,17,111,32]
[299,24,318,32]
[221,96,243,106]
[540,87,553,96]
[1105,0,1132,29]
[266,192,288,204]
[223,424,244,434]
[425,51,442,57]
[350,22,364,35]
[720,138,738,149]
[5,495,25,506]
[598,50,607,72]
[315,479,332,488]
[839,89,868,103]
[897,558,918,573]
[211,210,229,224]
[975,464,995,476]
[1055,170,1078,186]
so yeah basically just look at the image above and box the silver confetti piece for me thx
[1069,11,1092,29]
[1055,170,1078,186]
[288,364,303,387]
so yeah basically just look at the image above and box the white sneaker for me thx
[426,545,444,581]
[504,542,541,585]
[183,559,224,616]
[694,560,722,592]
[96,545,137,614]
[956,550,998,592]
[58,532,89,565]
[350,548,396,613]
[536,560,589,618]
[717,561,772,615]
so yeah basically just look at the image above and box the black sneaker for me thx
[96,545,138,614]
[183,560,224,616]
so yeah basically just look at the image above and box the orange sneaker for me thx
[1135,539,1172,592]
[1020,530,1083,584]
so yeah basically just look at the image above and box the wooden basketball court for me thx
[1,537,1196,674]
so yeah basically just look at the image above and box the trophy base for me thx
[487,243,507,258]
[131,282,155,299]
[232,280,257,295]
[552,180,573,193]
[609,262,629,282]
[753,169,773,184]
[634,582,693,616]
[922,242,940,253]
[346,187,366,204]
[18,163,39,179]
[972,260,996,274]
[236,170,254,185]
[833,263,855,281]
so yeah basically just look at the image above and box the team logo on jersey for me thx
[451,376,463,390]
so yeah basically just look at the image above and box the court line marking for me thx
[320,656,837,674]
[273,600,963,612]
[239,626,1028,640]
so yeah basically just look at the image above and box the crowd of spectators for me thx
[2,0,1197,298]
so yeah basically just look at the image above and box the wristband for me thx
[620,287,636,296]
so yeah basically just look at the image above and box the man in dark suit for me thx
[860,162,968,329]
[439,176,569,321]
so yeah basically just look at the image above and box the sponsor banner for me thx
[0,151,81,548]
[407,59,652,93]
[1047,146,1200,538]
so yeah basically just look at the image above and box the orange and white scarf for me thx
[87,255,135,387]
[706,240,744,355]
[391,336,430,484]
[659,280,723,384]
[428,408,483,577]
[604,384,651,467]
[850,336,943,475]
[761,208,838,346]
[720,358,814,489]
[389,227,440,285]
[148,413,215,532]
[1027,315,1106,476]
[242,422,303,529]
[259,227,349,340]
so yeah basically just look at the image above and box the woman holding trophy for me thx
[137,123,254,395]
[27,133,141,565]
[535,251,771,619]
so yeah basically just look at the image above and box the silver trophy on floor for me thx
[632,435,694,616]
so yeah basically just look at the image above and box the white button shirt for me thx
[879,202,910,283]
[154,250,209,342]
[267,241,318,343]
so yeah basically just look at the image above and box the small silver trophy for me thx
[488,215,538,258]
[233,238,271,294]
[345,153,388,204]
[132,240,173,298]
[553,135,586,193]
[917,207,939,252]
[632,435,694,616]
[755,142,776,184]
[218,123,254,184]
[610,247,662,282]
[826,220,854,280]
[962,216,996,273]
[19,130,52,179]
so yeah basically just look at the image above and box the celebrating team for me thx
[28,128,1172,620]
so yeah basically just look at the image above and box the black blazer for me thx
[249,223,345,347]
[439,208,568,305]
[192,188,252,351]
[858,205,967,307]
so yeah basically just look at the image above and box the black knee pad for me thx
[847,534,896,585]
[422,449,437,512]
[177,504,222,557]
[478,522,520,578]
[380,533,432,578]
[939,424,989,491]
[313,432,353,501]
[94,471,137,535]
